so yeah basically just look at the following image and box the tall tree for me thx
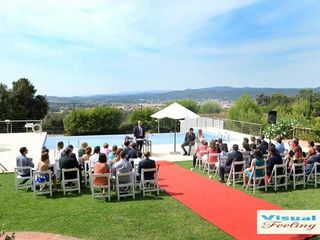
[0,83,10,119]
[6,78,48,120]
[227,94,262,124]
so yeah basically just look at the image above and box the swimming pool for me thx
[45,131,235,149]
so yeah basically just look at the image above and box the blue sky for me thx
[0,0,320,96]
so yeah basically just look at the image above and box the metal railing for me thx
[292,126,320,142]
[0,120,43,134]
[181,117,262,136]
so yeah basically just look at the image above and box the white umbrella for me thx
[151,102,200,153]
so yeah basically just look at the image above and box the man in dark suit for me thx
[219,144,243,183]
[138,151,156,180]
[133,120,146,151]
[181,128,196,156]
[59,148,81,181]
[266,145,283,177]
[127,143,138,165]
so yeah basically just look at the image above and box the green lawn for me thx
[1,161,320,240]
[0,172,232,240]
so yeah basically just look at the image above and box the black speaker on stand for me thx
[268,111,277,143]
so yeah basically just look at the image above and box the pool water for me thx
[44,131,232,149]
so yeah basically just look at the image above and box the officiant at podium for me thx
[133,120,146,151]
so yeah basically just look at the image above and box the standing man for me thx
[133,120,145,151]
[181,128,196,156]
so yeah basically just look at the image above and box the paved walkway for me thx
[0,232,80,240]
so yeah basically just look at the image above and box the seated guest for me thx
[112,148,123,165]
[195,129,205,149]
[107,145,118,167]
[257,139,267,155]
[192,139,208,168]
[243,150,265,185]
[135,151,143,165]
[305,145,320,176]
[306,141,316,159]
[93,153,110,187]
[112,151,132,182]
[127,142,138,161]
[59,148,81,180]
[260,135,269,149]
[216,138,223,153]
[122,140,132,156]
[36,152,57,189]
[207,140,218,164]
[181,128,196,156]
[219,144,243,183]
[138,151,156,180]
[289,146,304,168]
[16,147,35,184]
[249,136,256,151]
[80,147,92,166]
[78,142,88,159]
[288,138,299,158]
[54,141,64,162]
[266,145,283,177]
[275,136,285,155]
[103,143,110,156]
[89,146,100,168]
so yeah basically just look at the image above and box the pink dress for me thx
[207,147,218,163]
[196,144,208,158]
[93,162,109,186]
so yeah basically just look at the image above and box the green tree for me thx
[255,93,271,106]
[199,101,222,114]
[43,112,66,134]
[0,83,10,120]
[128,108,158,133]
[8,78,48,120]
[227,94,263,124]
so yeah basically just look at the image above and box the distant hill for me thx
[47,86,320,105]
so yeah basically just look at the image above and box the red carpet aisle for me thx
[157,161,309,240]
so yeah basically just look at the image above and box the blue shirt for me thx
[16,154,34,175]
[276,143,285,154]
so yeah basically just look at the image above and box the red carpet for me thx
[157,161,310,240]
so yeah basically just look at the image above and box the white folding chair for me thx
[85,163,95,190]
[306,162,320,188]
[288,163,305,190]
[91,173,111,201]
[243,154,251,168]
[268,164,288,191]
[133,163,140,191]
[227,161,246,187]
[116,172,135,201]
[140,168,160,197]
[195,150,207,171]
[61,168,81,195]
[246,164,267,194]
[203,153,219,177]
[32,170,53,198]
[14,167,33,191]
[54,159,60,179]
[214,155,227,178]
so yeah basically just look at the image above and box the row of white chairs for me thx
[15,165,160,201]
[193,153,320,194]
[14,167,81,197]
[90,167,160,201]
